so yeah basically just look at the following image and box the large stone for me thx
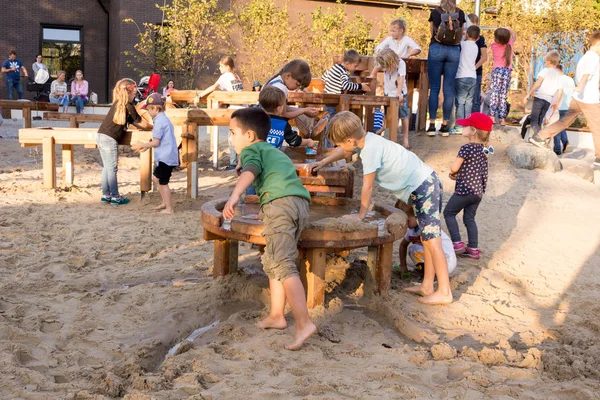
[560,159,595,182]
[506,143,562,172]
[490,126,523,146]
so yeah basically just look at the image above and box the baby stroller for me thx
[135,73,160,104]
[26,68,51,102]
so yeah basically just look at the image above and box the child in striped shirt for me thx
[321,50,370,95]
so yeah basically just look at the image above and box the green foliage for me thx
[124,0,232,88]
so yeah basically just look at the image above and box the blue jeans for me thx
[553,110,569,154]
[427,42,461,121]
[322,106,338,149]
[472,74,483,114]
[6,79,23,100]
[72,96,88,114]
[455,77,476,120]
[96,133,120,197]
[530,97,551,135]
[50,95,70,109]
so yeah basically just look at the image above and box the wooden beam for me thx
[303,248,327,309]
[62,144,74,185]
[366,246,378,295]
[42,136,56,189]
[165,108,234,126]
[207,91,259,105]
[213,239,232,277]
[386,98,400,143]
[417,60,429,132]
[376,242,393,294]
[23,106,31,129]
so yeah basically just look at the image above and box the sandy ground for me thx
[1,117,600,399]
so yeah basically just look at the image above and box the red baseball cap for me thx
[456,112,493,132]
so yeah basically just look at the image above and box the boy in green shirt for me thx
[222,108,316,350]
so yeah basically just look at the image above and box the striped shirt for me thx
[321,64,361,94]
[373,109,385,132]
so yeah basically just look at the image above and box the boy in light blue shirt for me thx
[132,93,179,214]
[311,111,452,306]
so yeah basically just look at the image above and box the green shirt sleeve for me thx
[240,145,263,177]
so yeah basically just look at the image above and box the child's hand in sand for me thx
[222,195,240,220]
[131,142,147,153]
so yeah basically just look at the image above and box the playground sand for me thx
[1,120,600,398]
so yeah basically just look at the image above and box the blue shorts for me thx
[399,96,409,119]
[410,172,443,241]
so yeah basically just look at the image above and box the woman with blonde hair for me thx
[49,70,70,113]
[96,78,152,205]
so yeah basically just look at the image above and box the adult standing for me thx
[1,50,29,99]
[71,70,89,114]
[32,55,48,78]
[426,0,466,136]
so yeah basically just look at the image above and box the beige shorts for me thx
[260,196,310,282]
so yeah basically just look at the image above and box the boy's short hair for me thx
[9,50,17,56]
[545,51,560,66]
[467,26,480,40]
[467,13,479,25]
[327,111,364,143]
[556,64,563,72]
[390,18,407,31]
[231,107,271,140]
[147,104,165,113]
[258,86,286,112]
[589,30,600,46]
[343,49,361,64]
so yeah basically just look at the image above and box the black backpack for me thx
[435,7,463,45]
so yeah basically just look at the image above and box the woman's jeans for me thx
[72,95,88,114]
[96,133,120,198]
[427,42,461,121]
[50,95,70,109]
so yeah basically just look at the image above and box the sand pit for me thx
[1,119,600,398]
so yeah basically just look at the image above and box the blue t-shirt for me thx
[360,132,433,202]
[265,115,302,149]
[152,112,179,166]
[2,58,24,81]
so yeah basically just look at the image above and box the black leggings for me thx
[443,194,482,248]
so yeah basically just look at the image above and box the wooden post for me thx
[229,240,239,274]
[209,98,220,169]
[139,146,152,195]
[184,122,198,198]
[365,105,375,133]
[376,242,393,294]
[42,136,56,189]
[407,77,416,132]
[303,248,326,308]
[387,98,399,143]
[337,95,351,113]
[213,239,232,277]
[365,246,378,295]
[62,144,74,185]
[418,61,429,132]
[69,117,78,128]
[23,106,31,129]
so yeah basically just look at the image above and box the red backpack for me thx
[435,7,463,45]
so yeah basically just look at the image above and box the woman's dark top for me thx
[98,102,141,141]
[429,8,466,46]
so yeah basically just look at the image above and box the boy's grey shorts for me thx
[260,196,309,282]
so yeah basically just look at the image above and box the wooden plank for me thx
[62,144,74,185]
[23,106,31,129]
[19,128,152,146]
[44,112,105,124]
[303,248,326,308]
[302,185,346,194]
[169,90,203,103]
[42,136,56,189]
[376,242,393,294]
[207,91,259,105]
[213,239,232,277]
[165,108,234,127]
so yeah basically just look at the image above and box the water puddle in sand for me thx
[164,320,221,359]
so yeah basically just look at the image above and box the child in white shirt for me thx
[370,18,421,78]
[526,51,563,136]
[454,26,481,129]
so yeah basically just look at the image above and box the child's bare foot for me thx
[159,208,174,215]
[257,315,287,329]
[403,285,433,297]
[418,291,453,306]
[285,322,317,351]
[153,204,166,211]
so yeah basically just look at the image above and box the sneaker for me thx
[223,165,237,171]
[426,125,436,137]
[453,241,466,255]
[101,195,112,203]
[563,142,569,153]
[528,133,549,149]
[462,247,480,260]
[449,127,462,135]
[439,124,450,137]
[594,157,600,167]
[110,196,130,205]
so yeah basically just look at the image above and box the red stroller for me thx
[135,73,160,103]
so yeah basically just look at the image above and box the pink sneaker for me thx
[453,241,466,255]
[463,247,480,260]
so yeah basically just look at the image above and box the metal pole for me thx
[475,0,481,20]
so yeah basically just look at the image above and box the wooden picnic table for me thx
[0,100,59,128]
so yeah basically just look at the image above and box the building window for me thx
[41,26,83,81]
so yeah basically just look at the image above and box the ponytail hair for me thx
[476,128,490,146]
[265,59,312,89]
[494,28,512,68]
[220,56,235,71]
[112,78,136,126]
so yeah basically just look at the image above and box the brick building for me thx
[1,0,436,103]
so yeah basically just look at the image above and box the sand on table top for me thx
[1,119,599,399]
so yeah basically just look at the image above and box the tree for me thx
[124,0,233,88]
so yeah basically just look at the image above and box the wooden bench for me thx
[0,100,59,128]
[44,112,105,127]
[18,127,153,194]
